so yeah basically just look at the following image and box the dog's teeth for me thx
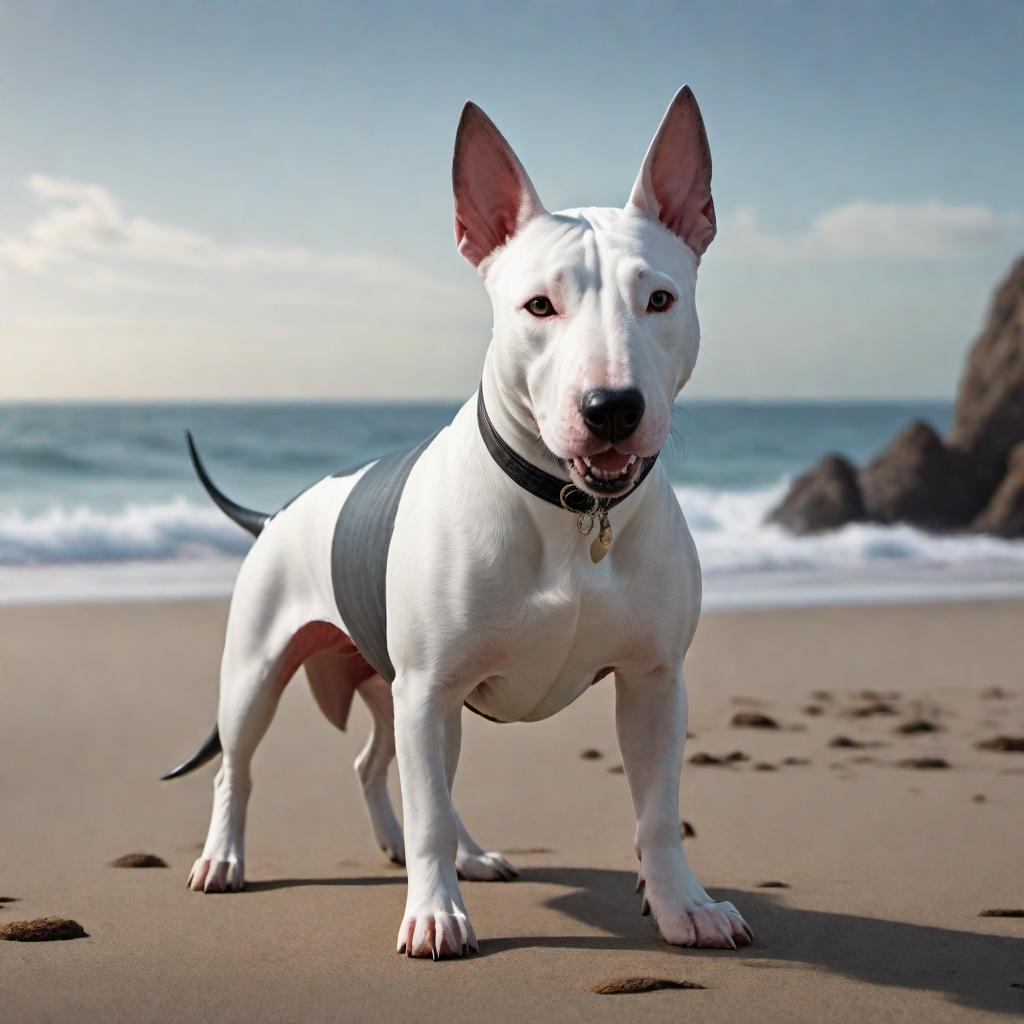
[584,457,593,467]
[628,454,637,466]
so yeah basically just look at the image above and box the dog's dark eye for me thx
[647,290,674,313]
[525,296,556,318]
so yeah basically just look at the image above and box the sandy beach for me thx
[1,597,1022,1022]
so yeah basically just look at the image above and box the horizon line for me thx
[0,394,958,407]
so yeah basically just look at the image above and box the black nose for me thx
[580,388,646,442]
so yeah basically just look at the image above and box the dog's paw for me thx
[380,837,406,866]
[187,857,244,893]
[456,850,519,882]
[397,907,478,959]
[364,795,406,866]
[645,893,752,949]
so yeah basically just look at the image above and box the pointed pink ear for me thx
[628,86,716,257]
[453,102,546,268]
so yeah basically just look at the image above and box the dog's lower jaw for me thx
[566,458,642,500]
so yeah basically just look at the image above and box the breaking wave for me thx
[675,483,1024,573]
[0,497,252,566]
[2,483,1023,572]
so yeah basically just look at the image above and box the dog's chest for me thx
[465,575,643,723]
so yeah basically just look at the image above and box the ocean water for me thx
[2,398,1024,605]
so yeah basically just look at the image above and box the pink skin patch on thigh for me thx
[275,621,376,732]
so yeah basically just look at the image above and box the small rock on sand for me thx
[847,701,898,718]
[592,977,706,994]
[977,736,1024,752]
[757,880,790,888]
[579,749,603,760]
[690,750,749,766]
[781,756,811,766]
[111,853,168,868]
[0,917,87,941]
[899,757,951,769]
[896,720,942,735]
[689,752,723,765]
[803,704,824,716]
[829,736,866,749]
[731,711,780,729]
[680,820,696,839]
[981,687,1010,699]
[978,908,1024,917]
[972,794,987,803]
[754,762,777,771]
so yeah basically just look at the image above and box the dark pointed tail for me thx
[186,431,269,538]
[161,724,222,780]
[165,434,265,779]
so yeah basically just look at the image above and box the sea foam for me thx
[675,483,1024,573]
[2,484,1023,573]
[0,496,251,566]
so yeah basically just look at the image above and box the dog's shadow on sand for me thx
[495,867,1023,1014]
[251,866,1021,1013]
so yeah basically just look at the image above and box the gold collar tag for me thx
[559,485,613,563]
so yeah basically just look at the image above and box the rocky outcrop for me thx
[858,421,987,529]
[971,441,1024,537]
[949,257,1024,491]
[767,455,864,535]
[769,254,1024,538]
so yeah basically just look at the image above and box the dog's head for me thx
[453,87,715,499]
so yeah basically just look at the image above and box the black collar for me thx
[476,388,658,514]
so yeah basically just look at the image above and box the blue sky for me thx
[1,0,1022,400]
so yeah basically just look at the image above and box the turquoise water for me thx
[0,398,952,515]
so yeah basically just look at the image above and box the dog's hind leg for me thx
[188,616,349,893]
[352,674,406,865]
[352,677,518,878]
[188,639,274,893]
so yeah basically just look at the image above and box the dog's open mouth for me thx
[568,450,642,497]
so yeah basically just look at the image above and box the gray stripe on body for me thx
[330,433,437,683]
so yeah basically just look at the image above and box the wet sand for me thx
[1,598,1022,1022]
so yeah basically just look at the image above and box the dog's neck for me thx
[479,349,569,483]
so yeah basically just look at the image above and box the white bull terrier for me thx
[163,86,752,959]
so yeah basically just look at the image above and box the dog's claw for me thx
[398,908,476,959]
[641,894,651,916]
[187,856,244,893]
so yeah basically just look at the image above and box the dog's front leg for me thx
[616,666,753,949]
[392,677,477,959]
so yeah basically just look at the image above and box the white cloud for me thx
[0,173,449,293]
[716,200,1022,263]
